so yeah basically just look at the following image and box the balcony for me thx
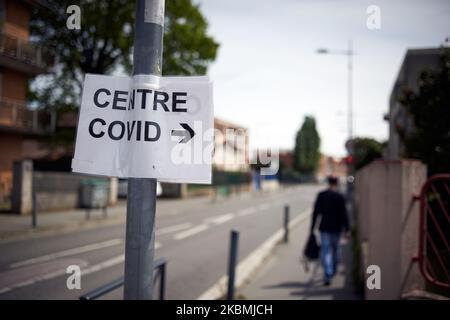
[0,98,54,135]
[0,33,55,75]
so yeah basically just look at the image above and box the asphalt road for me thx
[0,184,322,300]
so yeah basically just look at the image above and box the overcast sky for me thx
[196,0,450,157]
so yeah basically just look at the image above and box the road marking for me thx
[237,207,256,217]
[0,259,89,295]
[258,203,270,211]
[10,238,123,268]
[156,223,192,236]
[204,213,235,225]
[80,254,125,276]
[1,253,128,295]
[173,224,209,240]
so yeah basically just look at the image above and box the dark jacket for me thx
[310,189,349,233]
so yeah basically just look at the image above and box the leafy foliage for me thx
[397,48,450,175]
[164,1,219,76]
[28,0,218,151]
[352,137,384,171]
[29,0,219,109]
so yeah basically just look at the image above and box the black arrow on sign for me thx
[171,123,195,143]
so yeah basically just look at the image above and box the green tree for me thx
[294,116,321,174]
[397,47,450,175]
[352,137,384,171]
[164,1,219,76]
[28,0,218,149]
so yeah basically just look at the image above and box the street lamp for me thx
[317,40,356,193]
[316,48,329,54]
[317,40,355,146]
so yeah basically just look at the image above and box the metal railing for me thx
[79,258,167,300]
[0,32,54,70]
[417,174,450,290]
[0,98,53,133]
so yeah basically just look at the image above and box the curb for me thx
[197,207,311,300]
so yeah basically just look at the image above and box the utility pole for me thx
[316,40,355,200]
[123,0,165,300]
[316,40,354,151]
[347,40,353,143]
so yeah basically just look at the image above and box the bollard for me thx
[284,205,290,243]
[31,189,37,228]
[85,208,90,220]
[227,229,239,300]
[159,261,166,300]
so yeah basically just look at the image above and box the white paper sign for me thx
[72,74,213,184]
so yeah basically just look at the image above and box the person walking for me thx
[310,176,350,286]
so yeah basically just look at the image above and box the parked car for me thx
[118,179,162,198]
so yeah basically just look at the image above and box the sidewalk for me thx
[238,215,360,300]
[0,192,242,241]
[0,202,128,242]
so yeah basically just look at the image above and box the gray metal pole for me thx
[31,189,37,228]
[227,230,239,300]
[346,40,354,202]
[347,40,353,142]
[123,0,165,300]
[284,205,289,243]
[159,262,166,300]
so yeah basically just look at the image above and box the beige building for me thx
[317,154,347,181]
[213,118,249,172]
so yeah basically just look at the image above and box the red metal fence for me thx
[417,174,450,290]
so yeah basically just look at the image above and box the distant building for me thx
[279,150,294,169]
[213,118,249,172]
[279,150,346,183]
[317,154,347,181]
[385,47,443,159]
[0,0,54,205]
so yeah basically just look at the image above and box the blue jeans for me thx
[320,232,340,281]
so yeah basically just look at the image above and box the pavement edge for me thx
[197,207,311,300]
